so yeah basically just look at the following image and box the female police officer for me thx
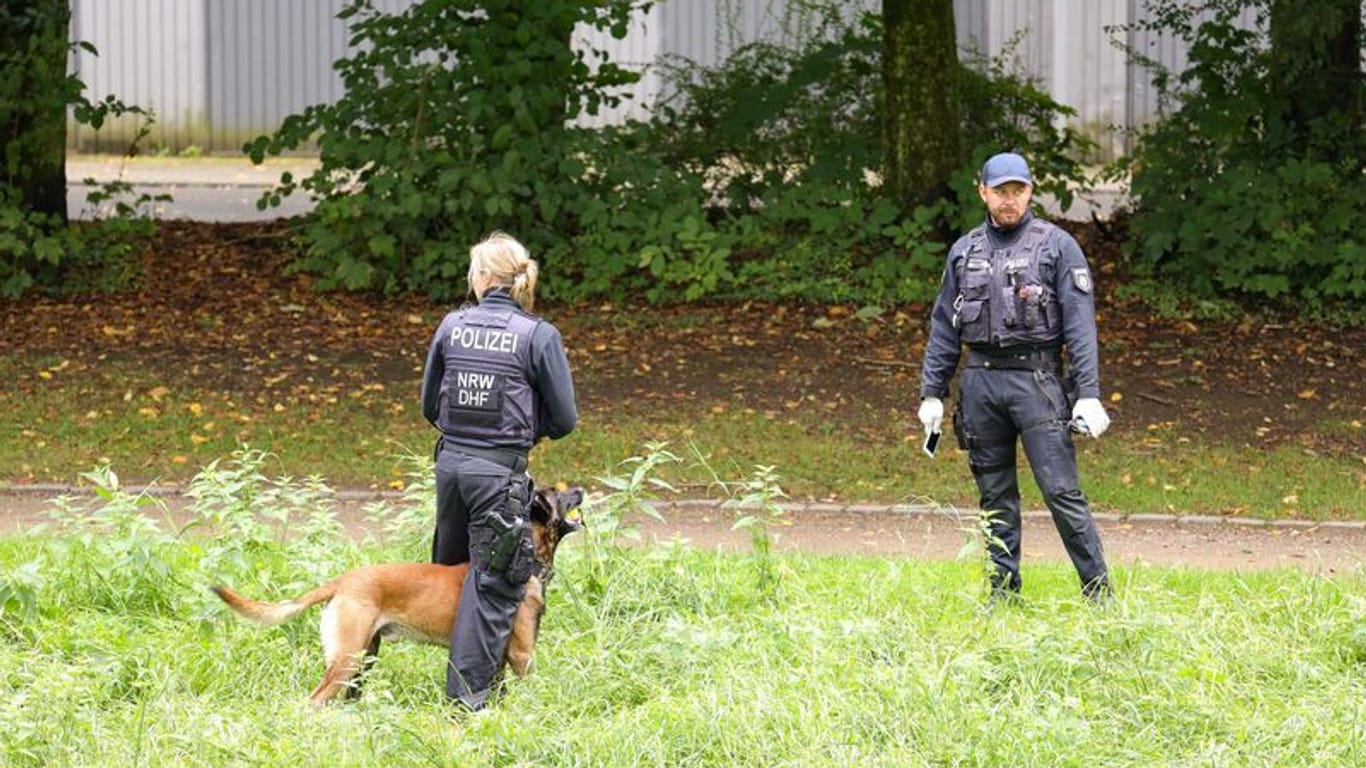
[420,231,577,710]
[918,152,1112,603]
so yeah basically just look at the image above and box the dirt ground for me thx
[2,490,1363,576]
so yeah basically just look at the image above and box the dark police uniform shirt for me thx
[420,288,577,452]
[920,211,1101,401]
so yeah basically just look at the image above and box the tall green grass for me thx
[1,455,1364,766]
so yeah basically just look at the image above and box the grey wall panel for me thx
[955,0,990,53]
[66,0,1239,160]
[653,0,876,70]
[1048,0,1128,160]
[206,0,353,153]
[983,0,1048,76]
[959,0,1129,160]
[69,0,207,152]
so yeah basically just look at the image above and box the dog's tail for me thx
[210,582,337,627]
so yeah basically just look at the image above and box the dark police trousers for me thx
[432,443,533,711]
[956,365,1109,596]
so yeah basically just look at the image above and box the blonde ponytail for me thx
[509,259,539,311]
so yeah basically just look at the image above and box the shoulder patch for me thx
[1072,268,1093,294]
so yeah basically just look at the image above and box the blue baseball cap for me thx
[981,152,1033,187]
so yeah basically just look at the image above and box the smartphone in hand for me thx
[922,430,941,458]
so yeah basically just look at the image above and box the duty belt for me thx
[966,347,1062,372]
[444,441,529,473]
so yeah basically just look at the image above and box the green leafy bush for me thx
[247,0,644,299]
[1121,0,1366,303]
[545,7,1091,306]
[252,2,1090,307]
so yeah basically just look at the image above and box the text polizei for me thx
[448,326,519,354]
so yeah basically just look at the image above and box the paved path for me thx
[4,487,1362,576]
[64,155,1128,223]
[67,156,318,222]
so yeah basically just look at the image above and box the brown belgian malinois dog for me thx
[211,486,584,707]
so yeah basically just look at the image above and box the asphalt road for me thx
[67,156,317,222]
[64,155,1128,223]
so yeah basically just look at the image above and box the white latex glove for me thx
[918,397,944,436]
[1071,398,1111,438]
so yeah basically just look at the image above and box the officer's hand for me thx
[918,397,944,436]
[1071,398,1111,438]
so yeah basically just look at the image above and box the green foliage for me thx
[15,450,389,635]
[371,447,440,550]
[544,6,1092,306]
[721,464,789,599]
[36,466,183,615]
[0,4,162,299]
[0,195,75,297]
[248,2,1089,307]
[0,560,42,634]
[0,197,160,298]
[589,441,680,543]
[246,0,646,299]
[182,448,349,590]
[1121,0,1366,303]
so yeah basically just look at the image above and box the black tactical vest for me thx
[436,302,541,447]
[952,219,1061,348]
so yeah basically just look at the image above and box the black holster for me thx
[484,511,525,574]
[472,474,536,585]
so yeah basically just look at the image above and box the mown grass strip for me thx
[2,357,1361,518]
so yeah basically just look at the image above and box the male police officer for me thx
[918,152,1112,602]
[421,233,577,710]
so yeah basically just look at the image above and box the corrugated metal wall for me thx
[69,0,207,152]
[205,0,346,151]
[67,0,1240,159]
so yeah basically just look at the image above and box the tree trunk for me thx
[881,0,961,213]
[0,0,70,222]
